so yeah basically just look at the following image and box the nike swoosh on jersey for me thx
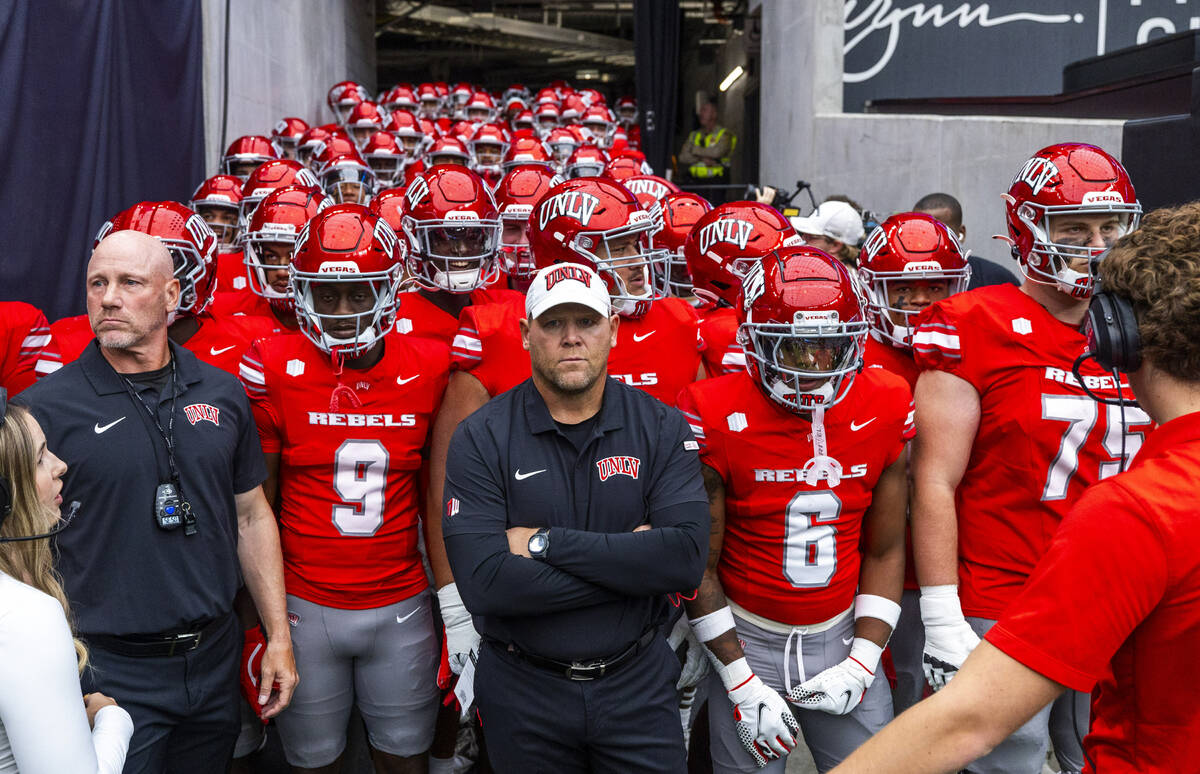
[94,417,126,434]
[632,331,655,342]
[850,418,876,431]
[514,469,546,481]
[395,607,421,624]
[396,375,420,385]
[210,345,236,356]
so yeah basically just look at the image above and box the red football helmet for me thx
[317,151,376,205]
[382,85,418,115]
[528,177,666,317]
[221,135,278,181]
[297,124,342,169]
[560,95,587,123]
[469,123,511,178]
[578,88,606,107]
[511,109,536,133]
[450,82,474,113]
[615,96,638,126]
[95,201,219,319]
[502,136,553,173]
[417,83,443,117]
[386,110,427,161]
[684,201,801,307]
[271,117,310,159]
[581,105,616,148]
[242,185,332,301]
[345,101,389,149]
[401,166,502,292]
[327,81,368,125]
[290,203,405,356]
[190,174,245,251]
[535,87,559,105]
[1002,142,1140,298]
[426,136,470,167]
[603,155,647,181]
[544,127,581,167]
[367,186,408,234]
[564,145,608,179]
[653,192,712,299]
[622,174,680,212]
[240,159,320,229]
[464,91,497,126]
[534,102,560,135]
[858,212,970,348]
[737,246,868,414]
[493,164,561,281]
[361,131,406,187]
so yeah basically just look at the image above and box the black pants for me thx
[475,636,686,774]
[81,613,241,774]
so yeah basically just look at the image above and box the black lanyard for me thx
[120,358,182,486]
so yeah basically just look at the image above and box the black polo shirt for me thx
[20,340,266,635]
[442,377,708,661]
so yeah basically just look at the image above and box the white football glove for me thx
[436,583,480,676]
[920,585,981,691]
[787,638,881,716]
[667,616,711,690]
[721,658,800,768]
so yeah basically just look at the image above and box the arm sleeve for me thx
[678,132,699,165]
[693,131,732,161]
[5,306,49,394]
[986,480,1167,692]
[442,421,623,617]
[0,595,132,774]
[450,309,483,374]
[911,300,980,388]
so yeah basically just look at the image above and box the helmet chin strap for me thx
[801,401,843,488]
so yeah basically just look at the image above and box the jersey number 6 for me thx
[784,490,842,589]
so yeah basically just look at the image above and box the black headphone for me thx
[0,388,11,524]
[1085,290,1142,374]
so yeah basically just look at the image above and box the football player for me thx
[492,163,561,293]
[239,204,447,772]
[679,246,910,773]
[908,143,1147,774]
[653,191,712,306]
[0,301,51,394]
[394,165,524,344]
[856,212,971,715]
[685,201,802,377]
[221,135,279,181]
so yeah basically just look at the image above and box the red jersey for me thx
[37,314,92,377]
[183,313,279,375]
[698,306,744,377]
[215,249,251,295]
[453,297,704,404]
[863,333,919,389]
[912,284,1153,619]
[208,292,297,332]
[394,287,524,346]
[679,369,913,625]
[0,302,50,394]
[240,332,450,608]
[987,411,1200,773]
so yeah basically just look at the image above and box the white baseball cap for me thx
[789,200,865,246]
[525,262,612,320]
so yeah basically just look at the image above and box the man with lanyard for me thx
[679,100,736,185]
[19,230,295,773]
[442,262,710,772]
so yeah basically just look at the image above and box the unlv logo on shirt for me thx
[183,403,221,426]
[1013,157,1060,195]
[538,191,600,231]
[697,218,752,256]
[596,455,641,482]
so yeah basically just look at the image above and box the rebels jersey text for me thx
[912,284,1153,619]
[240,332,450,608]
[679,369,913,625]
[454,296,704,403]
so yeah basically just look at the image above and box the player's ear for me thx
[520,317,532,351]
[609,314,619,348]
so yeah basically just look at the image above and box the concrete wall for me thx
[760,0,1125,268]
[200,0,376,175]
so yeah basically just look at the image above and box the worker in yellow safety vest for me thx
[679,100,737,182]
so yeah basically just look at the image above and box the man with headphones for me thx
[830,200,1200,772]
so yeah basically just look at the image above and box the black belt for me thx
[503,628,657,681]
[83,614,228,658]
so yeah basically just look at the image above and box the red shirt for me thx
[679,369,913,625]
[215,249,251,295]
[0,302,50,394]
[698,306,744,377]
[36,314,92,378]
[395,287,524,346]
[454,297,704,404]
[240,332,450,608]
[912,284,1153,619]
[987,411,1200,773]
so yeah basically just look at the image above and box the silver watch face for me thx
[529,533,547,554]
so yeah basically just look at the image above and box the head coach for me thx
[19,230,296,772]
[831,201,1200,773]
[441,261,710,773]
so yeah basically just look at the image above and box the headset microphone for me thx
[0,500,80,543]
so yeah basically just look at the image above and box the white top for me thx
[0,572,133,773]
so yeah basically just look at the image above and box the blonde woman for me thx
[0,392,133,773]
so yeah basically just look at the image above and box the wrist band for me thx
[854,594,901,630]
[717,655,753,692]
[690,605,735,643]
[848,637,884,674]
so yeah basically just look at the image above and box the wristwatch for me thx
[528,527,550,559]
